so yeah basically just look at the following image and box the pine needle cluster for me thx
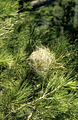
[0,0,78,120]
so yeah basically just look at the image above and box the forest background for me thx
[0,0,78,120]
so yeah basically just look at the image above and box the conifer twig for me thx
[0,30,13,37]
[27,112,33,120]
[4,84,63,120]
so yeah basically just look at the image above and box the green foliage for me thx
[0,0,78,120]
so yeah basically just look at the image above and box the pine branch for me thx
[27,112,33,120]
[0,30,13,37]
[4,81,65,119]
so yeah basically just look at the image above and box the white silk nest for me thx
[28,47,56,76]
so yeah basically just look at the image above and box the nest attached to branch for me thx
[28,47,56,76]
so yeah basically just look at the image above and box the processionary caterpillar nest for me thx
[28,47,56,76]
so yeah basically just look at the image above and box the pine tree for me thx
[0,0,78,120]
